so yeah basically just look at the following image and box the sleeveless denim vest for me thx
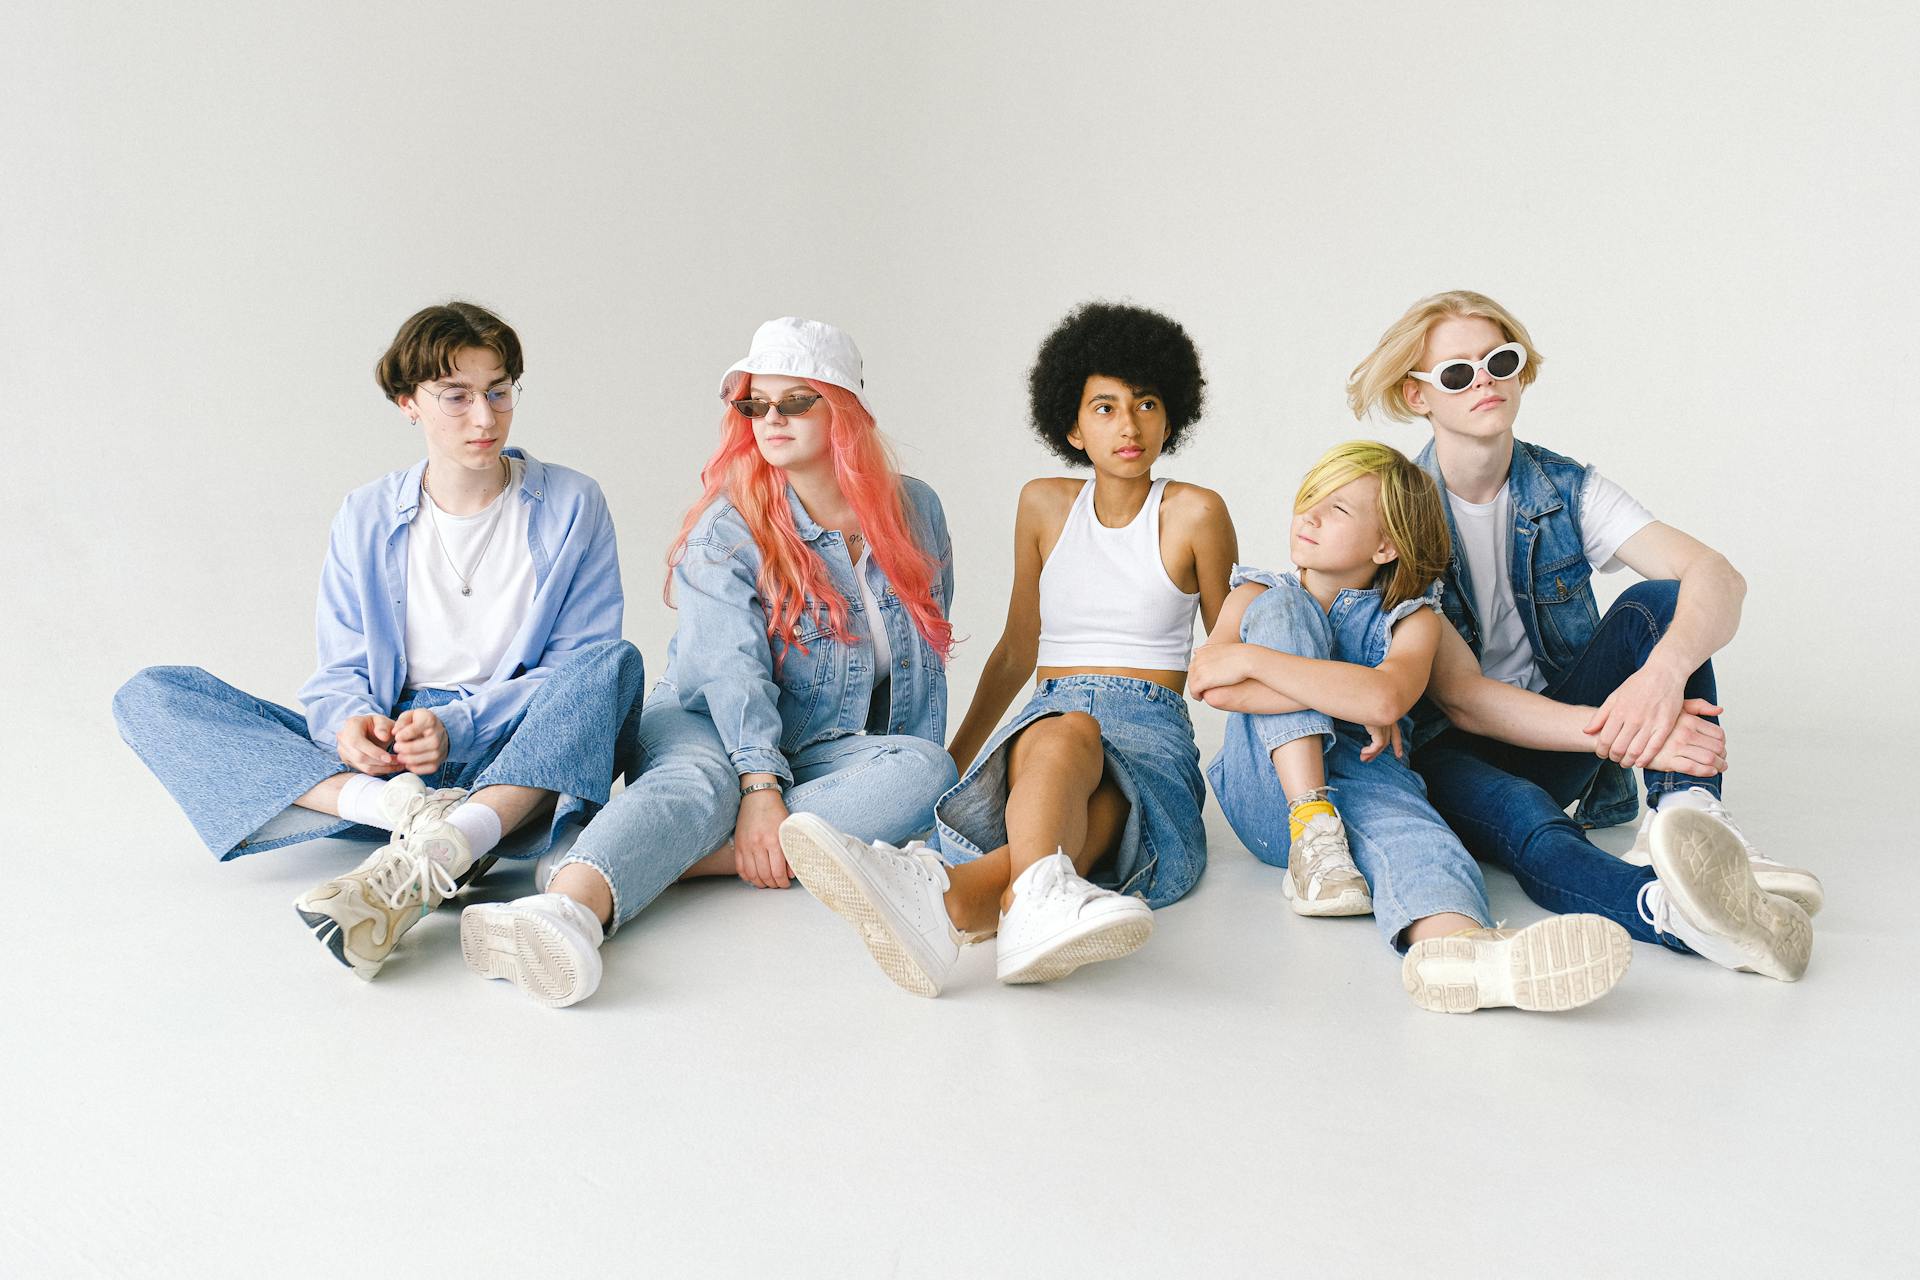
[1409,438,1637,828]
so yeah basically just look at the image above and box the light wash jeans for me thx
[1205,579,1492,949]
[113,638,647,860]
[560,686,958,930]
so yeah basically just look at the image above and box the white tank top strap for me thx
[1035,476,1200,671]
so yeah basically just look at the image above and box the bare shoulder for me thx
[1017,476,1082,524]
[1159,479,1233,532]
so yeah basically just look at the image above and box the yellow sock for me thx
[1289,798,1337,839]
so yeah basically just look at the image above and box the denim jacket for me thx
[298,448,623,762]
[1410,438,1635,828]
[662,476,953,783]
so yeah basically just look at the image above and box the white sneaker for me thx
[1640,808,1813,982]
[460,893,605,1008]
[779,813,961,998]
[996,852,1154,984]
[1624,788,1824,916]
[1283,812,1373,917]
[293,820,477,980]
[1401,914,1632,1013]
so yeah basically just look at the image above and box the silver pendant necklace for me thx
[423,457,511,597]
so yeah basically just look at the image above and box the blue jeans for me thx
[1207,578,1492,949]
[561,687,958,931]
[113,638,647,860]
[1412,580,1713,949]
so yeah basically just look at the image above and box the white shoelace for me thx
[1636,881,1669,933]
[366,841,461,912]
[393,786,467,838]
[866,838,948,890]
[1024,853,1106,912]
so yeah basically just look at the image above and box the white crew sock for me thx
[337,774,396,828]
[447,802,503,858]
[1654,786,1717,814]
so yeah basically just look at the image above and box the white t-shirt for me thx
[404,459,537,691]
[855,546,893,687]
[1447,466,1654,691]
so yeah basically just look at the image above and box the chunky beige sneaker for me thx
[1402,915,1633,1013]
[294,791,477,980]
[1283,812,1373,917]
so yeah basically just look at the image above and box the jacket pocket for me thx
[1532,554,1599,654]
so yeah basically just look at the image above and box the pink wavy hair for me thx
[666,376,954,661]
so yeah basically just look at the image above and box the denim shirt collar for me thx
[784,483,830,543]
[386,446,546,534]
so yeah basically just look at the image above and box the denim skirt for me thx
[933,675,1207,909]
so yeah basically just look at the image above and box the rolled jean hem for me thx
[1255,722,1334,756]
[1377,892,1493,954]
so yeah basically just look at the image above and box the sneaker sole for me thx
[1650,809,1813,982]
[1753,867,1824,918]
[1624,843,1824,917]
[459,905,598,1008]
[1282,871,1374,917]
[779,815,943,998]
[292,885,407,981]
[998,910,1154,985]
[1401,915,1632,1013]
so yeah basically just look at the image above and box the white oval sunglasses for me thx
[1409,342,1528,393]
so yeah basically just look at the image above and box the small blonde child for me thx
[1193,440,1632,1012]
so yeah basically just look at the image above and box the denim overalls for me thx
[1206,567,1492,948]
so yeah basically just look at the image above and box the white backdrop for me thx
[4,5,1917,1274]
[6,1,1915,780]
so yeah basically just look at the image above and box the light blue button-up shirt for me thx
[298,447,623,762]
[661,477,953,783]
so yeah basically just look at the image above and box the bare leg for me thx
[549,862,616,927]
[292,773,352,815]
[1401,912,1481,946]
[467,784,552,835]
[940,714,1132,931]
[1269,736,1326,802]
[548,838,740,930]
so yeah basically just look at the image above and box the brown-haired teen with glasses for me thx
[113,301,644,982]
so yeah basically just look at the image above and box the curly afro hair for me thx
[1027,301,1207,465]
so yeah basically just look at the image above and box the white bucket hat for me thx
[721,316,874,417]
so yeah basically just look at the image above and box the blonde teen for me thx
[1195,441,1636,1012]
[1346,291,1818,981]
[779,302,1238,995]
[113,302,642,980]
[458,318,957,1007]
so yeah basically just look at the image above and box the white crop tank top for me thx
[1035,477,1201,671]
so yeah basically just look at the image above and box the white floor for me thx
[9,721,1912,1279]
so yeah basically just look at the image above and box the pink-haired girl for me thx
[458,318,959,1006]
